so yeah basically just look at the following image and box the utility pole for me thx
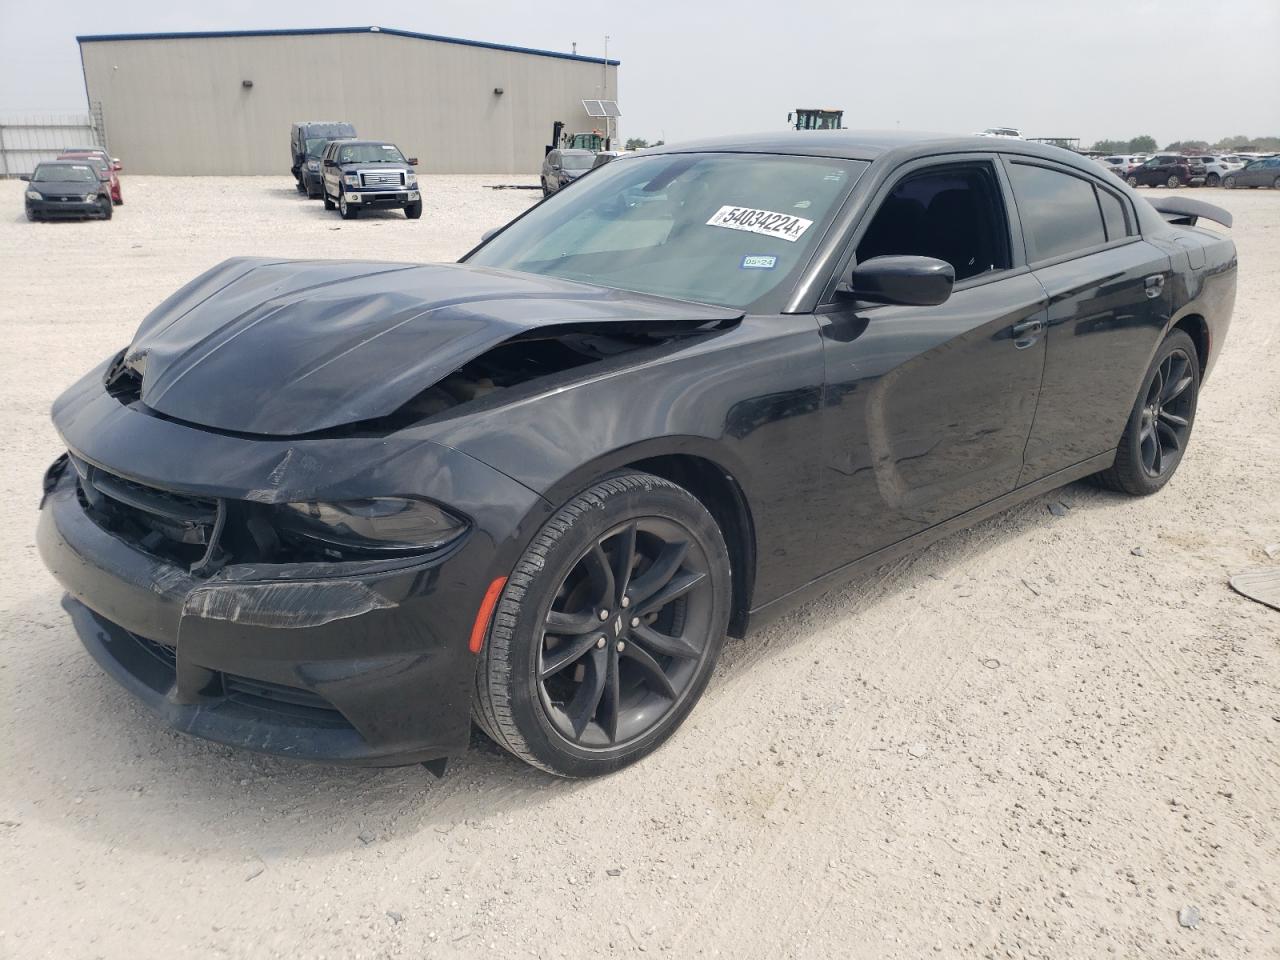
[603,34,611,149]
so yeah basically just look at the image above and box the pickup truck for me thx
[291,121,356,196]
[320,140,422,219]
[1126,154,1207,188]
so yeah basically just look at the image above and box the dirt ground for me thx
[1,176,1277,960]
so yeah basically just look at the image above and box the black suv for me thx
[1126,154,1207,188]
[320,139,422,219]
[290,121,356,197]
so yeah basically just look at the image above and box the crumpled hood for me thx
[123,257,741,436]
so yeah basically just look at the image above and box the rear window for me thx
[1097,188,1130,242]
[1007,162,1106,262]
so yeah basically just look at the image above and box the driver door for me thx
[815,156,1049,565]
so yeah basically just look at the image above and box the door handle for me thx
[1010,318,1044,348]
[1144,274,1165,299]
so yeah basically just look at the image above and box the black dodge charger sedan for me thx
[38,132,1236,777]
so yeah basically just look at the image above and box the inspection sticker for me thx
[706,205,814,243]
[741,255,778,270]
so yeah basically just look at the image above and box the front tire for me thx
[339,190,359,219]
[1166,175,1181,189]
[404,200,423,219]
[1223,175,1236,189]
[323,190,335,210]
[1126,175,1139,187]
[1273,176,1280,190]
[474,473,732,777]
[1206,173,1220,187]
[99,197,112,220]
[1094,330,1199,496]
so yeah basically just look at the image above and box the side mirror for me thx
[846,255,955,307]
[481,227,501,243]
[406,157,419,166]
[550,163,562,171]
[112,160,122,171]
[19,174,30,181]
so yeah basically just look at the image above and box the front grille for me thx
[74,458,222,568]
[360,170,405,188]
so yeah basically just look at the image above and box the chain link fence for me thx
[0,104,107,177]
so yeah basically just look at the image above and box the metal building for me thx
[77,26,620,175]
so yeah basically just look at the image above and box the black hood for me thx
[122,258,741,436]
[28,179,101,195]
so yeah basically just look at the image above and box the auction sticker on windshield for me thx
[706,206,814,243]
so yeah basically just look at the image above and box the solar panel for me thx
[582,100,621,118]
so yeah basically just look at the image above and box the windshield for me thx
[33,164,97,182]
[304,137,332,158]
[337,143,406,164]
[469,153,866,310]
[561,152,594,170]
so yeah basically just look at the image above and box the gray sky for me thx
[2,0,1278,147]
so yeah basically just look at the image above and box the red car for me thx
[58,151,122,205]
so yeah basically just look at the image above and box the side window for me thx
[855,164,1011,282]
[1096,187,1130,242]
[1007,162,1107,262]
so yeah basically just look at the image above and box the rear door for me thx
[815,155,1049,563]
[1006,158,1171,482]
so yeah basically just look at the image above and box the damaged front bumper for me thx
[37,377,550,765]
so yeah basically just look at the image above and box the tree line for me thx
[1089,134,1280,154]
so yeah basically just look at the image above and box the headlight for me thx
[343,173,360,186]
[26,190,40,200]
[84,193,99,202]
[307,160,320,171]
[406,175,417,188]
[276,497,468,558]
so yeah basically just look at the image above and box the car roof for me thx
[646,130,1108,175]
[37,159,92,166]
[561,149,595,156]
[335,139,398,148]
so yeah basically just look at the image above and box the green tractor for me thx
[788,108,844,131]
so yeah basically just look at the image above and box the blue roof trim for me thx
[75,25,620,66]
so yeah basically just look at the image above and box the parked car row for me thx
[1096,151,1279,189]
[289,121,422,219]
[20,147,123,222]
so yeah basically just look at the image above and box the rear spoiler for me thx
[1148,196,1233,229]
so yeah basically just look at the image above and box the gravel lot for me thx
[1,176,1277,959]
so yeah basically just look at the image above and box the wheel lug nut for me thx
[630,617,640,628]
[616,640,626,652]
[620,596,630,608]
[596,636,606,648]
[598,610,610,621]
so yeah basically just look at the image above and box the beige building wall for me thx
[79,29,619,175]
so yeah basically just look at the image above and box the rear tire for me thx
[473,472,732,777]
[1093,330,1199,496]
[1206,173,1220,187]
[1166,175,1181,189]
[1126,175,1139,187]
[1223,175,1236,189]
[1273,176,1280,190]
[404,200,423,219]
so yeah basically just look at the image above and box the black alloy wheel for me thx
[474,473,731,777]
[1095,330,1199,496]
[1166,174,1181,189]
[1136,348,1195,479]
[537,517,715,748]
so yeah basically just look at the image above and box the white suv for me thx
[1194,156,1244,187]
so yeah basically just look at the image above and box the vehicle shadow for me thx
[8,477,1123,861]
